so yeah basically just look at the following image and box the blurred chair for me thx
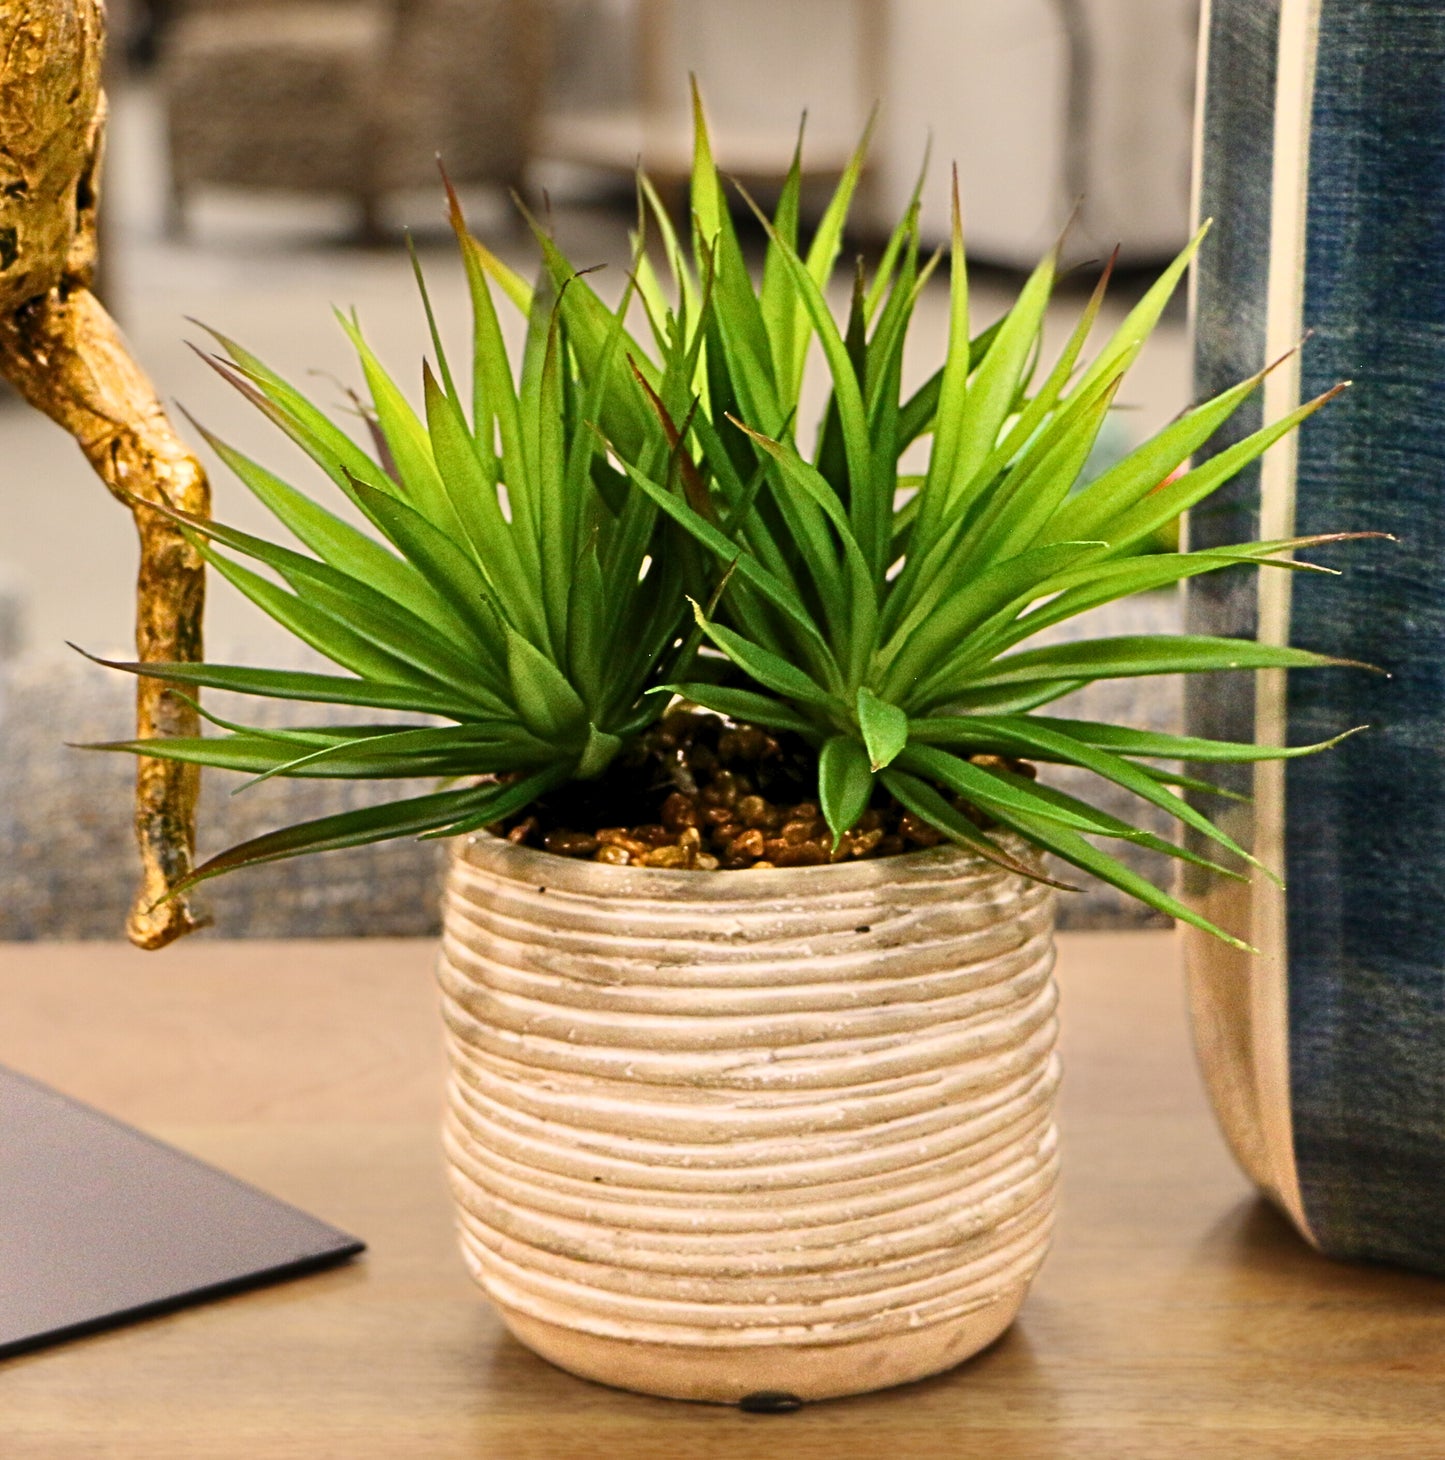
[158,0,554,240]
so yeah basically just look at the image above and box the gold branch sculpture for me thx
[1,0,208,948]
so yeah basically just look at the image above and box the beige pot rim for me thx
[454,827,1038,899]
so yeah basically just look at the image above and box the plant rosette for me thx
[86,91,1373,1402]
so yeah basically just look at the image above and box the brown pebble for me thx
[899,812,943,847]
[770,843,828,867]
[679,826,702,852]
[780,820,814,846]
[598,829,650,857]
[723,829,765,866]
[661,792,699,831]
[736,795,770,828]
[507,817,539,845]
[594,844,630,866]
[694,853,720,871]
[848,828,884,857]
[750,859,776,870]
[543,830,599,857]
[635,823,673,847]
[876,835,905,857]
[643,844,690,868]
[705,770,742,806]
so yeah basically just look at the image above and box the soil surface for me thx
[493,710,1031,870]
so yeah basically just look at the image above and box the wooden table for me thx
[2,933,1440,1458]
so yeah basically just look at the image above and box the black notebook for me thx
[0,1064,364,1358]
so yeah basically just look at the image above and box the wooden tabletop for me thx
[2,932,1440,1459]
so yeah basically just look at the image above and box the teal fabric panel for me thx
[1284,0,1445,1274]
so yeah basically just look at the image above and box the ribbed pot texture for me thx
[437,833,1061,1403]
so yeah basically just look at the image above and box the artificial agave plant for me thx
[91,92,1369,946]
[87,191,706,880]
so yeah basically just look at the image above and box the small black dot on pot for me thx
[739,1391,803,1414]
[855,925,871,934]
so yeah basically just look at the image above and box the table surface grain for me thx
[1,932,1440,1460]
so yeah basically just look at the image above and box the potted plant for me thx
[88,98,1365,1403]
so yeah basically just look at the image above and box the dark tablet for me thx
[0,1063,364,1358]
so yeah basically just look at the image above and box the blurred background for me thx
[0,0,1200,936]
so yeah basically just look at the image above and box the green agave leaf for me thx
[896,743,1116,837]
[856,687,908,771]
[740,189,876,570]
[759,124,806,407]
[690,604,844,714]
[196,336,397,507]
[73,648,477,717]
[880,540,1104,703]
[1132,763,1253,802]
[444,184,531,503]
[916,714,1270,879]
[965,252,1115,502]
[878,767,1075,888]
[687,91,781,432]
[563,541,609,712]
[940,678,1093,715]
[1090,384,1350,558]
[1070,220,1210,403]
[423,364,541,641]
[186,415,471,640]
[198,543,453,694]
[445,191,533,313]
[960,634,1372,690]
[975,534,1376,660]
[863,145,928,326]
[802,109,874,317]
[628,231,673,358]
[504,625,588,741]
[609,448,841,682]
[818,735,874,843]
[895,316,1004,451]
[345,474,507,657]
[972,793,1253,952]
[662,682,817,735]
[639,172,701,329]
[232,722,548,789]
[956,370,1125,575]
[934,241,1056,520]
[729,419,878,681]
[172,770,560,892]
[87,726,542,783]
[130,494,502,706]
[1011,716,1368,764]
[965,761,1248,882]
[84,733,341,777]
[1047,358,1272,545]
[407,233,461,410]
[911,177,970,549]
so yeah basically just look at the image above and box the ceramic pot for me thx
[436,833,1061,1403]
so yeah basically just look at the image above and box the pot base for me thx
[492,1285,1028,1403]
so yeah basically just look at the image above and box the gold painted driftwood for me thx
[0,0,209,948]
